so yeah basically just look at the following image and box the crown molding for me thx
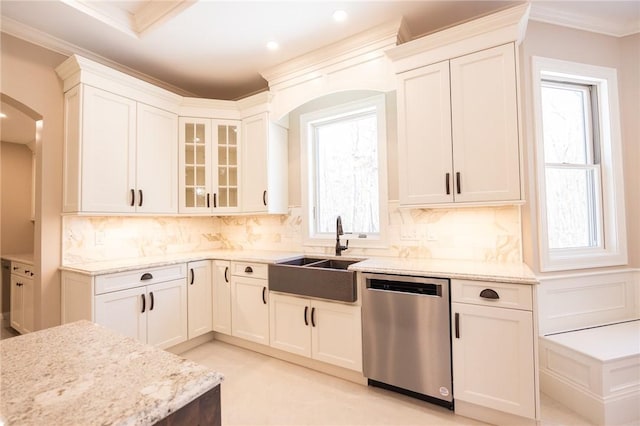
[132,0,196,35]
[1,16,196,97]
[529,3,640,37]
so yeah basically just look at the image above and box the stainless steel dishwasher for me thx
[362,273,453,409]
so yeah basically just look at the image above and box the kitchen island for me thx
[0,320,223,425]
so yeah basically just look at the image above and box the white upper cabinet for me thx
[449,44,520,203]
[63,84,178,213]
[242,112,288,214]
[397,43,521,206]
[179,118,241,214]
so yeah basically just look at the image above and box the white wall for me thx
[1,142,34,255]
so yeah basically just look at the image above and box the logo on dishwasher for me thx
[439,387,450,397]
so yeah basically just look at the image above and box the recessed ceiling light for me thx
[266,41,279,51]
[0,112,6,119]
[333,10,348,22]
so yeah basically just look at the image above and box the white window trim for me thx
[532,56,627,272]
[300,93,389,249]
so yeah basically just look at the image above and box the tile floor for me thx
[182,340,595,426]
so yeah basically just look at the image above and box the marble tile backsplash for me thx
[61,203,522,265]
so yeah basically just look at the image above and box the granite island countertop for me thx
[0,321,223,425]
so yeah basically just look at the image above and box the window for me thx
[532,57,627,271]
[301,94,388,246]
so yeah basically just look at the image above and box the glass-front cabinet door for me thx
[214,120,240,212]
[179,117,241,214]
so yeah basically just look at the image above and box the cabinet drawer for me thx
[231,261,268,280]
[95,263,187,295]
[11,262,35,278]
[451,279,532,311]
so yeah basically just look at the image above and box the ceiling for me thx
[1,0,637,103]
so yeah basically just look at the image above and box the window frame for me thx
[532,56,627,272]
[300,93,389,249]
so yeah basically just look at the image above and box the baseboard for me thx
[167,332,215,355]
[454,399,538,426]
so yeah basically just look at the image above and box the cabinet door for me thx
[269,293,311,357]
[147,279,188,349]
[451,302,535,418]
[397,61,454,205]
[450,44,520,202]
[137,103,178,214]
[10,275,24,333]
[95,287,147,343]
[22,277,34,333]
[311,300,362,371]
[187,260,213,339]
[212,260,232,335]
[213,120,241,213]
[231,275,269,345]
[81,85,137,213]
[179,118,213,213]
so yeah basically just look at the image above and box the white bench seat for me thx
[539,320,640,425]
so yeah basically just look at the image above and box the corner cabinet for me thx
[451,279,538,421]
[178,118,241,214]
[396,43,521,206]
[242,113,288,214]
[63,84,178,214]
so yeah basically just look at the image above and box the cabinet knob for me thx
[479,288,500,300]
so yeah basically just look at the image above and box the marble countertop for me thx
[2,252,34,265]
[60,250,537,285]
[0,320,223,426]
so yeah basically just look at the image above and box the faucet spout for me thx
[335,216,349,256]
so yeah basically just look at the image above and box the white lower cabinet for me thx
[212,260,232,335]
[10,262,35,334]
[187,260,213,339]
[270,293,362,371]
[231,275,269,344]
[95,279,188,349]
[451,279,537,420]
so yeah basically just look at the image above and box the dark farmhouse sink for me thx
[268,256,362,302]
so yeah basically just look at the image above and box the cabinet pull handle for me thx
[213,193,217,208]
[130,189,135,207]
[141,294,146,313]
[455,312,460,338]
[479,288,500,300]
[456,172,461,194]
[263,190,267,206]
[311,307,316,327]
[25,269,30,274]
[245,266,253,274]
[262,287,267,304]
[445,173,450,195]
[224,266,229,283]
[138,189,143,207]
[149,292,155,311]
[12,266,18,271]
[190,268,194,285]
[304,306,309,326]
[206,193,210,208]
[140,273,153,281]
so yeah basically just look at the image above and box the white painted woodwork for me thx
[186,260,213,339]
[452,279,533,311]
[269,293,363,371]
[178,118,241,214]
[10,272,34,334]
[397,61,453,204]
[452,301,536,419]
[212,260,232,335]
[269,293,311,357]
[95,286,147,343]
[396,43,522,206]
[310,299,363,371]
[449,43,520,202]
[146,279,188,349]
[136,102,178,213]
[231,275,269,345]
[231,261,268,279]
[242,113,288,214]
[95,263,186,295]
[80,85,137,213]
